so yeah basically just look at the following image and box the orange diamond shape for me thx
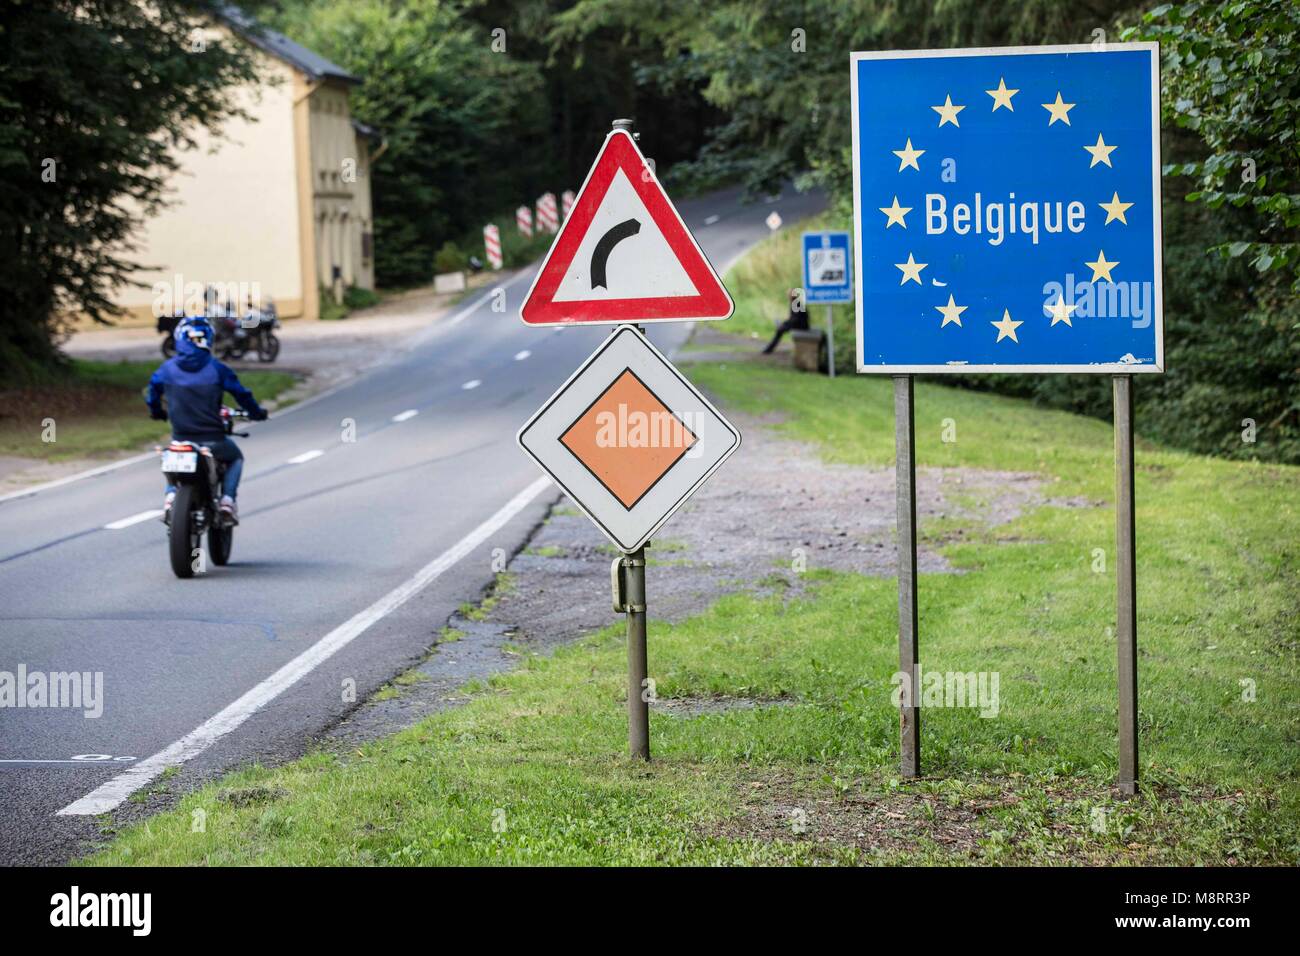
[560,368,698,509]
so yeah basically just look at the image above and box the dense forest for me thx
[3,0,1296,460]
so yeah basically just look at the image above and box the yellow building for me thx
[113,7,380,324]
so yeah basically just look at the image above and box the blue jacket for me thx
[146,335,264,442]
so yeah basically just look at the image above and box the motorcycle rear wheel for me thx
[257,332,280,363]
[168,484,198,578]
[209,524,233,565]
[161,336,176,359]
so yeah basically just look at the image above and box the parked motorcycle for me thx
[157,300,280,363]
[159,407,252,579]
[238,302,281,363]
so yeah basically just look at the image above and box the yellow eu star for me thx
[1099,191,1134,225]
[1046,296,1078,327]
[1084,133,1117,168]
[935,294,966,327]
[895,253,927,285]
[1085,250,1119,283]
[1042,92,1075,126]
[879,195,912,228]
[986,77,1018,112]
[992,309,1022,343]
[892,138,925,172]
[931,94,965,128]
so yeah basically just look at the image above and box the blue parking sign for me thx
[803,231,854,304]
[851,44,1164,374]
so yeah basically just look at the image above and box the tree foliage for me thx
[1128,0,1300,283]
[0,0,257,381]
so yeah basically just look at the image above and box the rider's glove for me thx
[150,407,168,421]
[249,407,269,422]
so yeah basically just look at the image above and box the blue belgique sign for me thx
[851,44,1164,374]
[802,230,854,304]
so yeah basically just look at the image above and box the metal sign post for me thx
[895,376,921,776]
[622,545,650,760]
[1114,376,1139,794]
[825,306,836,379]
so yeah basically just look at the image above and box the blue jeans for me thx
[165,437,243,500]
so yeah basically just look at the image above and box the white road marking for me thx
[287,449,324,464]
[514,350,530,361]
[704,214,720,225]
[58,475,554,816]
[0,451,158,505]
[461,379,481,390]
[391,409,419,422]
[103,510,164,530]
[0,757,136,764]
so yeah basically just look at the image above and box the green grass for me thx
[0,359,298,462]
[84,360,1300,865]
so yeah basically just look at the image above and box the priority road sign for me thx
[519,129,733,326]
[850,43,1163,373]
[802,230,853,304]
[517,324,740,553]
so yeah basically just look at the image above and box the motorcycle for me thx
[238,303,281,363]
[159,407,252,579]
[157,302,280,363]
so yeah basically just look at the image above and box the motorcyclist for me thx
[145,318,267,524]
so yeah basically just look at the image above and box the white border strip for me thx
[58,474,552,816]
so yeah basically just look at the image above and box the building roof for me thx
[217,4,360,85]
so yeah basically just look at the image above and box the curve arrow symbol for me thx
[590,218,641,289]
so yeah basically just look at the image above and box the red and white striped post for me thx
[536,192,559,234]
[561,189,576,222]
[516,205,533,238]
[483,224,502,270]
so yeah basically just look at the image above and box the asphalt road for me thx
[0,184,825,864]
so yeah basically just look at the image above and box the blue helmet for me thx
[175,317,213,351]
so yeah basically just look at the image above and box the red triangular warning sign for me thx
[519,130,733,326]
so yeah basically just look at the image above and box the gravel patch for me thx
[326,409,1082,748]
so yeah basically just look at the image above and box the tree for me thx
[552,0,1140,201]
[1128,0,1300,284]
[0,0,258,381]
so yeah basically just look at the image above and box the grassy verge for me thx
[0,359,298,462]
[85,352,1299,864]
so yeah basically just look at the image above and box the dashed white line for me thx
[461,379,481,390]
[514,350,531,361]
[704,214,720,225]
[391,409,419,422]
[103,510,164,530]
[287,449,324,465]
[58,475,553,816]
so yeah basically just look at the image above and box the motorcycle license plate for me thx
[161,450,198,473]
